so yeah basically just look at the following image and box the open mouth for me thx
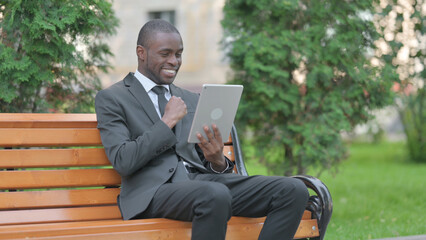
[162,69,177,78]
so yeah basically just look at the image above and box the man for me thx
[95,19,308,240]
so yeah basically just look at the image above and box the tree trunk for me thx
[284,143,294,176]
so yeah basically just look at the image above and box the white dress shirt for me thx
[134,70,171,118]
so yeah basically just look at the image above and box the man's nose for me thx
[167,55,179,66]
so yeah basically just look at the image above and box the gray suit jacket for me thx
[95,73,232,220]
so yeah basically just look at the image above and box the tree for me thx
[374,0,425,163]
[221,0,398,176]
[0,0,119,113]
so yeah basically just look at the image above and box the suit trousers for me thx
[136,172,309,240]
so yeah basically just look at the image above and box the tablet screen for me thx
[188,84,243,143]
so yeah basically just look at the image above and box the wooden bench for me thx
[0,113,332,239]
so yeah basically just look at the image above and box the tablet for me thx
[188,84,243,143]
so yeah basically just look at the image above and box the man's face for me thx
[138,32,183,85]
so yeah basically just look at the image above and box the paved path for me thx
[374,235,426,240]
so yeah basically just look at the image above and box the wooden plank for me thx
[0,205,122,225]
[0,128,102,147]
[0,188,120,210]
[223,146,235,161]
[0,228,193,240]
[0,217,318,239]
[0,218,192,239]
[226,218,318,239]
[0,218,191,234]
[302,209,311,219]
[0,169,121,190]
[0,148,109,168]
[226,220,266,239]
[0,113,97,128]
[294,219,319,239]
[55,229,192,240]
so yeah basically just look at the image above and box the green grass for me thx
[245,141,426,239]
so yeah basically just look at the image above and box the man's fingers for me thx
[203,125,214,140]
[211,124,222,143]
[197,134,212,156]
[197,133,209,146]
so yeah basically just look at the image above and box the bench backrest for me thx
[0,113,242,226]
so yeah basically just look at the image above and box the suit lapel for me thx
[124,73,160,124]
[124,73,183,139]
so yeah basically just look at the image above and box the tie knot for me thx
[152,86,166,96]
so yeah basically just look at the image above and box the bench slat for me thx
[223,146,235,161]
[0,205,121,225]
[294,219,319,238]
[0,206,311,226]
[0,217,318,239]
[0,188,120,210]
[226,219,318,240]
[0,169,120,190]
[0,148,109,168]
[0,113,97,128]
[0,147,232,168]
[0,129,102,147]
[0,218,191,239]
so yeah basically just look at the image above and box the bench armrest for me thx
[230,125,249,176]
[292,175,333,240]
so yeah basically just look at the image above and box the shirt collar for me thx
[134,70,170,93]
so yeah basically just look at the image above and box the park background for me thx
[0,0,424,239]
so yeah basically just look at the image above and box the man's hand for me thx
[162,96,187,129]
[197,124,227,172]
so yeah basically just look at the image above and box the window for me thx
[148,10,175,25]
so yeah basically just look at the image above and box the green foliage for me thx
[399,88,425,163]
[0,0,118,112]
[222,0,398,175]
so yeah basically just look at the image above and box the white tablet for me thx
[188,84,243,143]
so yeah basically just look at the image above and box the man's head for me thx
[136,19,183,85]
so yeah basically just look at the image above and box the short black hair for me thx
[137,19,180,47]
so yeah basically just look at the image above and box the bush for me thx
[399,88,425,163]
[221,0,397,176]
[0,0,119,113]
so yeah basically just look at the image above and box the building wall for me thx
[100,0,229,93]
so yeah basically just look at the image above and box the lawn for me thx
[244,141,426,239]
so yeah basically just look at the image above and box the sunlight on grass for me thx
[244,141,426,239]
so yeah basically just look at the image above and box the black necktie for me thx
[151,86,168,117]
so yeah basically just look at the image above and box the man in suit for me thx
[95,19,308,240]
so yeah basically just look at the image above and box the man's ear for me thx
[136,45,145,61]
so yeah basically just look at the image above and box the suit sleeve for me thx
[95,89,178,177]
[195,144,235,174]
